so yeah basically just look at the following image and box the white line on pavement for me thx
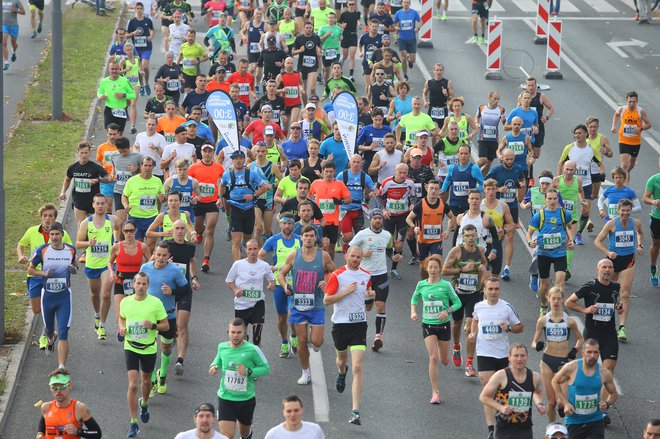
[310,349,331,422]
[464,37,488,55]
[440,15,639,20]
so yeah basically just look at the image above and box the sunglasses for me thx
[123,228,136,233]
[291,126,301,130]
[375,72,385,75]
[51,384,69,392]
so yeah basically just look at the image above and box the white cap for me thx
[545,424,568,437]
[305,103,316,110]
[264,126,275,135]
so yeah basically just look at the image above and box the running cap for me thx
[416,130,430,137]
[195,403,216,415]
[267,34,277,41]
[409,148,423,157]
[261,104,273,111]
[49,222,64,233]
[183,120,198,127]
[305,103,316,110]
[175,125,187,134]
[545,423,568,437]
[370,208,384,218]
[165,50,175,58]
[201,144,214,150]
[230,150,246,159]
[49,373,71,386]
[280,213,295,223]
[539,177,553,184]
[309,94,320,101]
[382,34,391,40]
[215,66,226,73]
[264,126,275,135]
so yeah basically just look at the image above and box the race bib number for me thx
[431,107,445,119]
[501,189,515,202]
[324,48,337,60]
[386,198,407,214]
[45,278,67,293]
[593,303,614,322]
[302,55,316,67]
[348,311,366,322]
[134,36,147,47]
[240,0,251,8]
[480,321,503,340]
[508,141,525,155]
[111,108,128,119]
[607,204,619,218]
[400,19,413,30]
[293,293,315,311]
[224,370,247,392]
[458,273,478,292]
[423,224,441,240]
[414,182,423,198]
[242,288,262,301]
[123,278,134,295]
[200,183,216,197]
[180,191,192,207]
[212,10,222,19]
[545,322,568,342]
[116,170,132,183]
[139,195,157,211]
[127,321,148,340]
[575,166,588,178]
[563,200,574,212]
[319,198,335,214]
[127,74,139,85]
[90,242,110,259]
[166,79,180,91]
[452,181,469,197]
[422,300,444,321]
[574,394,598,415]
[74,178,92,193]
[249,42,260,53]
[182,58,195,70]
[165,133,176,143]
[239,83,249,95]
[285,86,299,98]
[447,155,459,166]
[541,233,562,250]
[614,230,634,248]
[507,391,532,413]
[482,125,497,140]
[622,124,637,137]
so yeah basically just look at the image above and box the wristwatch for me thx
[151,322,158,330]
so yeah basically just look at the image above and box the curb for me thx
[0,3,125,432]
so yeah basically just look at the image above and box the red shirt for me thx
[227,72,255,106]
[243,119,285,144]
[206,80,230,93]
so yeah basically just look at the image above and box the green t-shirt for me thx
[411,279,462,325]
[179,42,207,76]
[310,6,333,32]
[399,113,435,144]
[210,341,271,401]
[120,294,168,355]
[318,24,342,50]
[97,75,136,109]
[123,175,165,219]
[277,176,309,200]
[646,173,660,219]
[19,226,72,277]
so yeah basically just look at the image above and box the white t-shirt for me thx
[376,149,403,184]
[472,298,521,359]
[135,131,168,176]
[127,0,157,19]
[175,429,228,439]
[264,422,325,439]
[225,258,275,310]
[162,142,196,176]
[349,228,392,276]
[169,23,191,58]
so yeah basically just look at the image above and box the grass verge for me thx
[3,5,119,343]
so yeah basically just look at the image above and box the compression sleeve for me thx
[597,192,606,212]
[632,198,641,212]
[38,416,46,435]
[80,417,102,439]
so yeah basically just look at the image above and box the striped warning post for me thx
[485,19,503,80]
[545,19,563,79]
[418,0,433,48]
[534,0,550,44]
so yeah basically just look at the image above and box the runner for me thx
[469,277,523,439]
[643,163,660,287]
[318,12,342,84]
[241,10,265,82]
[244,107,285,144]
[526,77,554,181]
[135,116,168,181]
[611,91,652,183]
[407,179,454,264]
[208,318,271,439]
[180,77,211,125]
[396,96,436,148]
[112,137,143,228]
[551,161,583,277]
[597,167,639,222]
[178,30,209,93]
[189,144,225,271]
[476,90,506,175]
[404,152,439,264]
[337,155,377,246]
[479,343,546,439]
[118,271,169,437]
[480,179,514,277]
[97,63,136,132]
[250,141,282,246]
[357,108,392,171]
[118,42,143,135]
[586,117,613,234]
[565,258,622,426]
[504,91,538,181]
[410,254,462,404]
[323,246,376,425]
[204,12,236,64]
[593,199,644,342]
[358,19,383,90]
[392,0,420,81]
[145,190,196,242]
[530,286,583,423]
[367,66,396,114]
[470,0,489,45]
[279,126,308,164]
[551,338,618,437]
[96,124,121,215]
[257,37,288,84]
[161,126,197,178]
[276,58,305,133]
[279,226,335,384]
[169,11,190,59]
[125,2,155,96]
[155,53,183,105]
[264,395,325,438]
[499,116,534,185]
[175,403,228,439]
[157,101,187,145]
[36,369,102,439]
[143,83,169,123]
[28,0,43,39]
[423,63,454,136]
[2,0,24,70]
[251,80,287,129]
[28,222,77,368]
[278,8,298,53]
[338,0,360,80]
[323,63,357,99]
[279,177,322,221]
[293,201,324,244]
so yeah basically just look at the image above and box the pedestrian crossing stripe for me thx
[423,0,638,14]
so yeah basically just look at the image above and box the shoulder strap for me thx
[539,208,545,230]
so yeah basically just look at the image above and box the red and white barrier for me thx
[545,19,563,79]
[418,0,433,48]
[535,0,549,44]
[485,19,503,80]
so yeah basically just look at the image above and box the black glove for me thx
[332,197,342,206]
[567,347,577,360]
[535,341,545,352]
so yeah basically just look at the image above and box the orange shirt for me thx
[44,399,82,439]
[618,106,642,146]
[188,160,225,203]
[96,141,118,176]
[206,80,230,93]
[157,115,187,144]
[309,179,351,225]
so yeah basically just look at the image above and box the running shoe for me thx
[486,431,494,439]
[31,31,37,39]
[404,74,409,81]
[617,326,627,342]
[529,275,539,294]
[127,423,140,437]
[408,60,413,69]
[145,85,151,96]
[371,334,383,352]
[79,254,86,264]
[586,220,594,233]
[336,369,347,393]
[139,86,145,96]
[452,345,462,367]
[650,267,659,287]
[290,336,298,355]
[575,233,584,245]
[501,267,510,281]
[149,374,156,398]
[11,52,16,62]
[430,392,441,404]
[46,333,58,354]
[138,397,150,423]
[408,256,419,266]
[226,228,232,241]
[540,306,549,317]
[38,22,42,33]
[97,326,107,340]
[436,11,441,18]
[465,364,477,377]
[94,317,100,330]
[603,413,611,425]
[558,405,565,418]
[479,36,485,45]
[297,372,311,385]
[130,126,137,134]
[279,342,290,358]
[634,12,640,20]
[441,12,447,20]
[390,269,401,280]
[3,62,9,71]
[38,335,48,350]
[472,35,478,44]
[174,359,184,376]
[565,270,572,281]
[195,233,203,245]
[156,368,167,394]
[348,410,361,425]
[201,257,210,272]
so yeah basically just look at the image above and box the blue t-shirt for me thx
[140,261,189,319]
[392,96,413,130]
[485,163,527,208]
[196,122,214,143]
[125,17,154,51]
[601,185,637,218]
[261,233,302,266]
[393,9,420,41]
[215,136,253,155]
[281,138,309,160]
[293,222,323,244]
[233,100,249,121]
[336,170,376,211]
[319,137,349,176]
[529,208,573,257]
[356,124,392,150]
[506,108,538,143]
[221,168,265,210]
[358,32,383,66]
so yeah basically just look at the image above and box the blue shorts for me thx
[100,182,116,197]
[128,215,156,239]
[289,308,325,326]
[28,276,44,299]
[41,290,72,340]
[135,48,151,60]
[84,266,108,279]
[273,285,292,316]
[583,184,593,201]
[2,25,19,39]
[398,38,417,54]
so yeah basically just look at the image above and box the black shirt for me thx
[575,279,621,330]
[66,160,108,207]
[258,48,288,82]
[145,97,168,118]
[293,34,322,70]
[281,197,324,222]
[155,64,183,97]
[250,95,286,124]
[208,61,237,76]
[166,240,197,280]
[339,11,361,36]
[187,135,207,159]
[181,89,211,121]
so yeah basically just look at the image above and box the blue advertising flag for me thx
[206,90,239,151]
[332,91,359,160]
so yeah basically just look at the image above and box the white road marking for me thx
[558,0,581,12]
[310,349,330,422]
[491,0,508,11]
[584,0,619,13]
[442,15,635,19]
[464,37,488,55]
[617,0,638,10]
[448,0,469,12]
[511,0,538,12]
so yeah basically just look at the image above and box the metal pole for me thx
[0,75,4,345]
[52,0,63,119]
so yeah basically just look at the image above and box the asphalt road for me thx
[3,3,660,438]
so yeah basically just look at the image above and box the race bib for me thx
[249,42,260,53]
[123,278,134,295]
[239,83,249,95]
[607,204,619,218]
[622,124,637,137]
[127,74,139,85]
[575,166,588,178]
[134,36,147,47]
[166,79,180,91]
[212,10,222,19]
[240,0,251,8]
[348,311,366,322]
[200,183,216,197]
[452,181,469,197]
[116,170,132,183]
[431,107,445,119]
[574,394,598,415]
[541,233,562,250]
[182,58,195,70]
[400,19,413,30]
[508,141,525,155]
[127,321,148,340]
[319,198,335,214]
[480,321,503,340]
[386,198,407,214]
[422,300,444,321]
[285,86,299,98]
[293,293,315,311]
[482,125,497,140]
[614,230,634,248]
[447,155,459,166]
[414,182,423,198]
[180,191,192,207]
[111,108,128,119]
[507,391,532,413]
[45,278,67,293]
[545,321,568,342]
[302,55,316,67]
[422,224,441,240]
[165,133,176,143]
[324,48,337,60]
[563,200,574,212]
[74,178,92,193]
[173,261,187,278]
[224,370,247,392]
[458,273,478,292]
[593,303,614,322]
[90,242,110,259]
[242,288,262,301]
[139,195,157,211]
